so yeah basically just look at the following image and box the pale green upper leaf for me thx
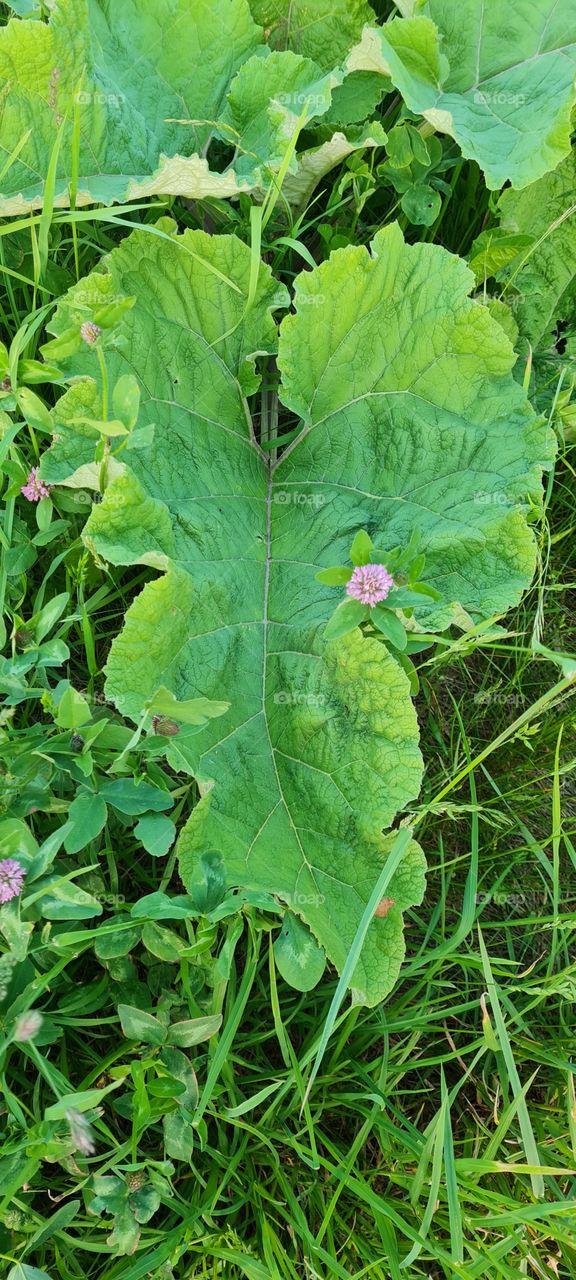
[277,223,555,625]
[250,0,375,68]
[218,49,339,183]
[42,222,425,1006]
[497,149,576,349]
[0,0,261,213]
[348,2,576,189]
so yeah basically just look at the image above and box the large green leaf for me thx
[496,149,576,350]
[0,0,384,214]
[42,222,425,1006]
[0,0,262,213]
[277,223,555,625]
[250,0,384,128]
[348,2,576,189]
[42,222,553,1001]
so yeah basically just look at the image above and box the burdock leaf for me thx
[43,220,426,1005]
[347,3,576,189]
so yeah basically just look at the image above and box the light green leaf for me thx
[274,911,326,990]
[371,606,408,650]
[277,222,555,628]
[348,3,576,189]
[0,0,261,213]
[324,598,368,638]
[250,0,375,68]
[134,813,176,858]
[44,1080,122,1119]
[36,878,104,920]
[117,1004,167,1046]
[219,48,339,185]
[166,1015,222,1047]
[141,921,185,963]
[97,778,173,816]
[147,686,230,727]
[46,221,425,1005]
[401,183,441,226]
[112,374,141,431]
[315,566,353,585]
[55,684,92,729]
[282,119,386,208]
[349,529,373,565]
[64,791,108,854]
[7,1267,54,1280]
[496,148,576,349]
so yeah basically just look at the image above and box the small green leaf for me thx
[188,851,227,914]
[130,892,195,921]
[315,565,353,585]
[166,1014,222,1047]
[7,1266,55,1280]
[17,387,53,432]
[55,684,92,729]
[112,374,141,430]
[92,297,136,329]
[324,599,368,639]
[401,184,441,227]
[45,1079,122,1119]
[98,778,173,815]
[147,686,230,726]
[64,792,108,854]
[274,912,326,991]
[37,879,104,921]
[69,415,129,437]
[142,922,185,963]
[40,328,81,361]
[163,1109,194,1161]
[349,528,373,565]
[134,813,176,857]
[117,1004,167,1046]
[35,496,53,533]
[371,606,408,650]
[95,923,141,960]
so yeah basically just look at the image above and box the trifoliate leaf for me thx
[347,3,576,189]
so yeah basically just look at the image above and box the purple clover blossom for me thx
[21,467,52,502]
[346,563,394,607]
[0,859,26,904]
[80,321,101,346]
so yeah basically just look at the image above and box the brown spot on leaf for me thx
[374,896,395,918]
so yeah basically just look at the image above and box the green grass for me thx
[1,124,576,1280]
